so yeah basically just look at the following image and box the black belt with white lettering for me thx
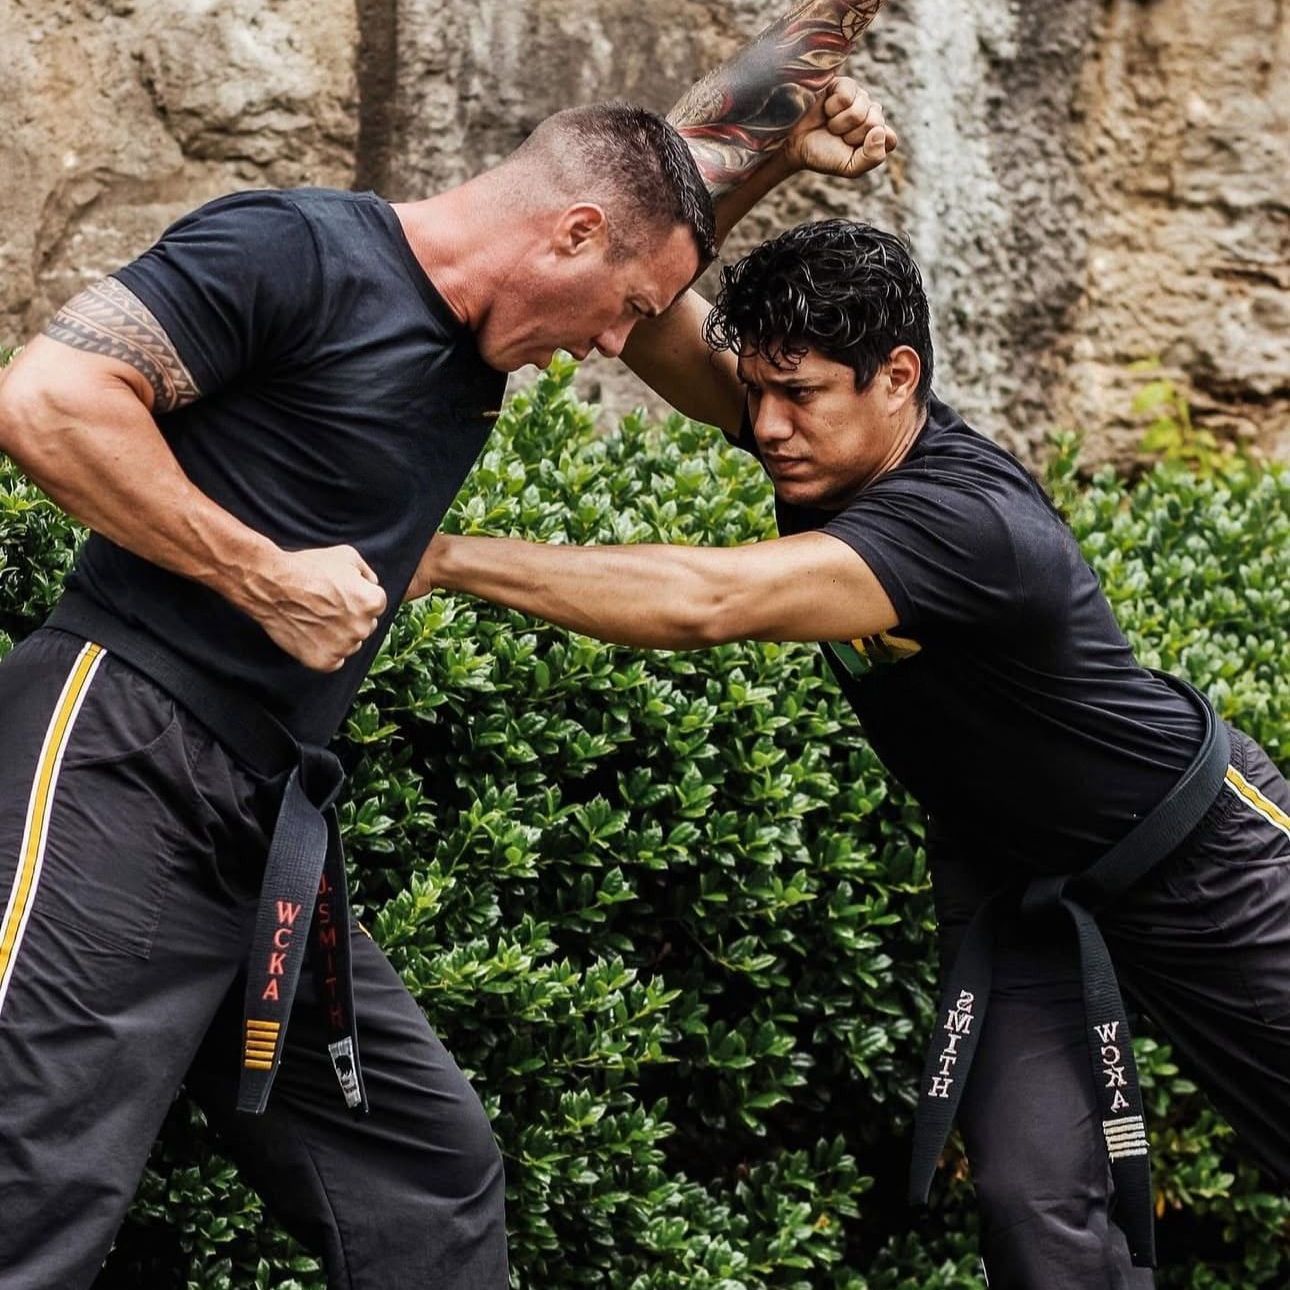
[908,672,1230,1269]
[47,593,369,1118]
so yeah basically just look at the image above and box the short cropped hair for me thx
[514,102,717,266]
[704,219,935,403]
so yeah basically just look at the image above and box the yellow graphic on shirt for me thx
[827,631,922,680]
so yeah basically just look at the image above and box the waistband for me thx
[907,670,1231,1270]
[46,592,369,1118]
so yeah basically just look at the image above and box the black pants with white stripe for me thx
[0,629,508,1289]
[934,727,1290,1289]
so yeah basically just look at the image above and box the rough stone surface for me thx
[1067,0,1290,464]
[1,0,1286,463]
[0,0,358,342]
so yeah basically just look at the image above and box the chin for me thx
[773,477,852,513]
[772,477,824,506]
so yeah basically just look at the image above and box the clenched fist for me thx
[783,76,898,179]
[248,544,388,672]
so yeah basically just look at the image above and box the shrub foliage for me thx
[1,355,1286,1288]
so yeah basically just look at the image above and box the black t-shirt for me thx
[740,396,1205,875]
[64,188,506,745]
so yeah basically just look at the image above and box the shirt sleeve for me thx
[110,190,322,397]
[819,471,1029,638]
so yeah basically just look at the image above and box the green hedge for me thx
[1,354,1286,1288]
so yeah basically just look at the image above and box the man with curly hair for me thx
[412,218,1290,1288]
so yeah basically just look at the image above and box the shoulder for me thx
[875,398,1064,536]
[160,187,316,236]
[822,397,1083,630]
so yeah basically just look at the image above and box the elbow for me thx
[681,577,754,649]
[0,371,50,465]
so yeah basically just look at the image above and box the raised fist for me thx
[783,76,898,179]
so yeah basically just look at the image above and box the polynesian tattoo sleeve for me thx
[42,277,200,412]
[668,0,883,197]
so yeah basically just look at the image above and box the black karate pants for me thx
[934,727,1290,1289]
[0,629,508,1289]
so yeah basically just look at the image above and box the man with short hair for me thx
[0,65,893,1285]
[0,100,710,1290]
[415,217,1290,1288]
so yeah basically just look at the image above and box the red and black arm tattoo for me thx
[42,277,200,413]
[668,0,883,197]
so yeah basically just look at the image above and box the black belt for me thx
[47,594,369,1118]
[908,673,1230,1269]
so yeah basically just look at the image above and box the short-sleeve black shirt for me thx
[64,188,506,745]
[743,396,1205,874]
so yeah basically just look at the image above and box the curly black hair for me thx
[704,219,934,403]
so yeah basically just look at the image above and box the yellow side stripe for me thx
[0,643,105,1016]
[1224,767,1290,841]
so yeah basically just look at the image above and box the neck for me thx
[820,399,928,512]
[872,400,927,482]
[391,171,528,332]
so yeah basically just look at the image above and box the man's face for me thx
[738,346,912,511]
[479,219,700,372]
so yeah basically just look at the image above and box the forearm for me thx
[418,535,728,650]
[0,368,281,617]
[669,0,882,200]
[710,149,798,244]
[625,3,886,422]
[619,291,742,436]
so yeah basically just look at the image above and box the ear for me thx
[886,345,922,409]
[553,203,609,255]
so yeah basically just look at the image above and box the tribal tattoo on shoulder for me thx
[668,0,883,197]
[43,277,200,412]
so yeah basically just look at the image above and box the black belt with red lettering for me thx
[908,672,1229,1268]
[47,592,368,1118]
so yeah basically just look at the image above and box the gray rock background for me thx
[2,0,1286,463]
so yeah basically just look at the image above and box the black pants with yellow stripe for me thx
[0,629,508,1289]
[934,728,1290,1290]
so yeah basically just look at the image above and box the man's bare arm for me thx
[0,281,386,671]
[623,2,894,433]
[670,0,884,199]
[40,276,201,412]
[408,531,898,650]
[623,77,895,438]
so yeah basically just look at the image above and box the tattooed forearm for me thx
[669,0,883,197]
[42,277,199,412]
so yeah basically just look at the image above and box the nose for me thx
[592,319,634,360]
[753,400,794,445]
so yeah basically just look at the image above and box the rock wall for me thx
[1,0,358,335]
[1068,0,1290,461]
[1,0,1286,463]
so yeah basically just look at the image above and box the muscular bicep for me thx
[40,277,200,414]
[711,530,899,644]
